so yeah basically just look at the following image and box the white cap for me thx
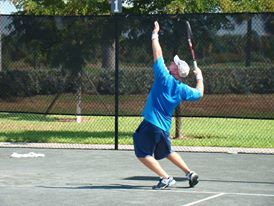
[173,55,190,77]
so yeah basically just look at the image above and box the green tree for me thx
[11,0,110,15]
[219,0,274,13]
[11,0,274,15]
[123,0,220,14]
[123,0,274,14]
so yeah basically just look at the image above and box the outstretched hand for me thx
[152,21,162,61]
[193,67,202,76]
[153,21,160,34]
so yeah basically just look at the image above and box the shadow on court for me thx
[125,176,274,185]
[37,184,153,190]
[0,147,274,206]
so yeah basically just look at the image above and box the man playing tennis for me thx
[133,21,204,190]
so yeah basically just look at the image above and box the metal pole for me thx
[0,32,2,72]
[0,16,2,72]
[114,15,119,150]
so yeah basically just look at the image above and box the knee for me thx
[137,155,153,163]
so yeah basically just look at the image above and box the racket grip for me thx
[193,61,198,70]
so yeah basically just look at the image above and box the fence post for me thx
[0,16,2,72]
[0,32,2,72]
[114,15,119,150]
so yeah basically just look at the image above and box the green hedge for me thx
[203,66,274,94]
[0,66,273,99]
[97,69,153,95]
[0,70,71,99]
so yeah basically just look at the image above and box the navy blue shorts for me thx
[133,120,173,160]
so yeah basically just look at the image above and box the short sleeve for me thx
[153,57,169,80]
[181,84,202,101]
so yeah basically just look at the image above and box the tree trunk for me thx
[245,16,252,67]
[174,104,183,139]
[102,41,115,70]
[171,43,183,139]
[76,71,82,123]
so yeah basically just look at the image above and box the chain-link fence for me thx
[0,14,273,151]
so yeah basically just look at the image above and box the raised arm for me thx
[194,67,204,97]
[152,21,163,62]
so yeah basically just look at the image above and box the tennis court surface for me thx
[1,147,274,206]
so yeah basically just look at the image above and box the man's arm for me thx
[194,67,204,97]
[152,21,163,62]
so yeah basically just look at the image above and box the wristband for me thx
[152,33,159,40]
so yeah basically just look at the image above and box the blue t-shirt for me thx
[142,57,202,132]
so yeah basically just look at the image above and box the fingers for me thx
[153,21,160,33]
[154,21,159,28]
[193,67,200,72]
[193,67,201,75]
[193,67,203,81]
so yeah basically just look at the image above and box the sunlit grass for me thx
[0,113,273,148]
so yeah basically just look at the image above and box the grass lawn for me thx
[0,113,273,148]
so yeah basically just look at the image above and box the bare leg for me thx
[167,152,190,174]
[138,156,169,178]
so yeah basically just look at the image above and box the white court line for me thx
[118,188,274,198]
[132,188,274,197]
[181,193,225,206]
[227,192,274,197]
[164,190,274,197]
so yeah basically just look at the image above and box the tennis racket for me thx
[186,21,198,70]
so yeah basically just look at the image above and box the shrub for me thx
[0,65,273,100]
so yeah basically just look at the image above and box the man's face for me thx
[168,61,178,75]
[168,62,180,79]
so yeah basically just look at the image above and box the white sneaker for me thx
[187,171,199,187]
[152,176,176,190]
